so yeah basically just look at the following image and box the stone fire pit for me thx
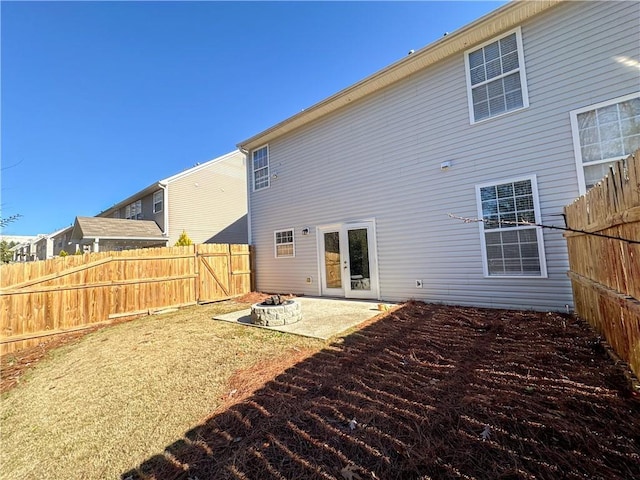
[250,295,302,326]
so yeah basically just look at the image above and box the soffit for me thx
[238,0,562,151]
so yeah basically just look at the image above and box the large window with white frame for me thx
[125,199,142,220]
[475,175,546,277]
[253,145,270,191]
[465,28,529,123]
[274,229,294,258]
[570,93,640,193]
[153,190,163,213]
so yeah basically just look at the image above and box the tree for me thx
[0,240,17,263]
[174,231,193,246]
[0,214,22,229]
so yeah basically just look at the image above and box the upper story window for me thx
[465,28,529,123]
[125,199,142,220]
[252,145,270,191]
[475,175,546,278]
[274,229,294,257]
[570,93,640,193]
[153,190,163,213]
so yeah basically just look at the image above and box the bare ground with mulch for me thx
[123,301,640,480]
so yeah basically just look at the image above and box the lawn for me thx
[1,300,639,480]
[0,298,326,480]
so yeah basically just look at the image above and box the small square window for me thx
[125,199,142,220]
[274,229,294,258]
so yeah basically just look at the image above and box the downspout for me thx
[238,147,252,244]
[158,182,169,242]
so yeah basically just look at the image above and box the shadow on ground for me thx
[122,302,640,480]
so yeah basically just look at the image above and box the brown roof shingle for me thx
[72,217,165,240]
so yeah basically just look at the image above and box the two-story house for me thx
[32,226,74,259]
[238,0,639,311]
[89,149,247,249]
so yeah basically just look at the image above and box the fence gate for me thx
[1,244,252,354]
[197,244,251,303]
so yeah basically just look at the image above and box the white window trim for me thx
[475,174,547,279]
[464,27,529,125]
[125,199,142,220]
[153,190,163,213]
[569,92,640,194]
[274,228,295,258]
[252,144,270,191]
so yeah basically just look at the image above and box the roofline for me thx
[96,149,243,217]
[160,149,242,184]
[44,225,73,239]
[237,0,562,151]
[96,183,161,217]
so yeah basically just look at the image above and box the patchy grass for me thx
[0,300,326,480]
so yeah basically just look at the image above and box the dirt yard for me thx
[122,301,639,480]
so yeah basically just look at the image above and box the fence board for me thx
[565,150,640,379]
[0,244,252,354]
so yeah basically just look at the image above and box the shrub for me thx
[59,250,68,257]
[175,231,193,246]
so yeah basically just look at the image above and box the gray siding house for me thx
[97,150,248,246]
[238,0,639,311]
[34,226,73,259]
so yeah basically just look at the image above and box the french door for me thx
[318,221,379,299]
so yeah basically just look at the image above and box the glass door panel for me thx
[324,231,342,289]
[347,228,371,291]
[318,221,378,299]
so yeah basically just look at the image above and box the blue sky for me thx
[1,1,505,236]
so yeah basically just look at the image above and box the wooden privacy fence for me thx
[0,244,252,354]
[564,150,640,378]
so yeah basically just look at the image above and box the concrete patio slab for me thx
[213,297,392,339]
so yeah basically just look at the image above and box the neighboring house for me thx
[238,0,639,311]
[51,226,75,256]
[33,226,73,259]
[11,238,40,262]
[69,216,167,252]
[97,150,247,245]
[0,235,37,245]
[1,235,36,262]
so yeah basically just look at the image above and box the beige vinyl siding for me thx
[167,150,247,245]
[249,1,638,310]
